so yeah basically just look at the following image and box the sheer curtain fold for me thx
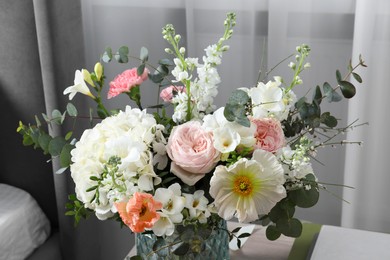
[342,0,390,233]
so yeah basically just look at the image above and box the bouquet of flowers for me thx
[17,12,366,259]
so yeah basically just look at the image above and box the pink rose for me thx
[251,117,285,153]
[107,67,149,99]
[166,121,220,185]
[160,85,185,102]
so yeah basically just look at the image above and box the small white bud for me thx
[165,48,173,54]
[179,47,186,54]
[288,62,296,69]
[174,34,181,42]
[304,62,311,69]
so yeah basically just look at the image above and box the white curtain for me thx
[80,0,389,247]
[342,0,390,233]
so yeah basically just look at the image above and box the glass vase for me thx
[135,219,230,259]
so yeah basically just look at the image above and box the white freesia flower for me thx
[63,69,95,100]
[210,149,286,222]
[183,190,210,223]
[70,106,165,220]
[153,183,185,236]
[213,127,240,153]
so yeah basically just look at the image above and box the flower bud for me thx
[288,62,296,70]
[304,62,311,69]
[165,48,173,54]
[174,34,181,43]
[82,69,94,86]
[179,47,186,54]
[94,62,103,81]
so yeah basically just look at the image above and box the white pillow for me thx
[0,184,51,260]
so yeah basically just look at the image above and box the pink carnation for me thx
[107,67,149,99]
[115,192,162,233]
[251,117,285,153]
[160,85,185,102]
[166,121,220,186]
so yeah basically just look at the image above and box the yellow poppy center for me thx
[233,175,253,196]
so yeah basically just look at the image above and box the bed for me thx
[0,184,60,260]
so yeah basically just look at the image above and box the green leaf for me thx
[35,115,41,127]
[276,218,302,237]
[339,80,356,98]
[224,103,250,127]
[102,47,112,63]
[65,131,73,141]
[42,113,50,123]
[158,58,174,66]
[66,103,78,117]
[323,82,342,102]
[129,85,142,108]
[38,132,52,154]
[60,143,74,168]
[172,241,190,256]
[140,46,148,62]
[52,109,62,125]
[48,136,67,156]
[115,46,129,63]
[237,233,251,239]
[129,256,143,260]
[352,72,362,83]
[336,70,342,83]
[266,225,281,241]
[321,112,338,127]
[137,64,146,77]
[312,85,322,105]
[228,89,249,105]
[289,185,319,208]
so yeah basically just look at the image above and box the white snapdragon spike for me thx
[153,184,186,236]
[170,44,226,123]
[204,44,223,65]
[63,70,95,100]
[70,106,165,220]
[171,58,190,82]
[277,146,315,185]
[210,149,286,223]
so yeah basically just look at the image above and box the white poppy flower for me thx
[209,149,286,223]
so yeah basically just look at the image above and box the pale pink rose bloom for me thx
[115,192,162,233]
[251,117,285,153]
[160,85,185,102]
[166,121,220,186]
[107,67,149,99]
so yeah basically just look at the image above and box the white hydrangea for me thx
[70,106,166,220]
